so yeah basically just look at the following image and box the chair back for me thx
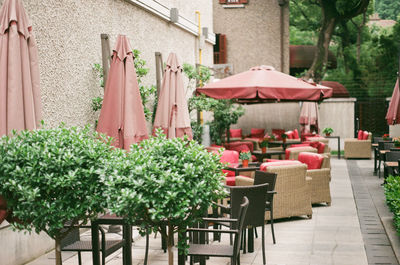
[384,142,395,150]
[254,171,277,211]
[233,196,249,260]
[386,151,400,162]
[378,141,393,150]
[229,183,269,228]
[373,137,384,143]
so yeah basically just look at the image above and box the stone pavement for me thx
[27,157,399,265]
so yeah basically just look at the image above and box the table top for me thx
[372,143,378,147]
[385,161,398,167]
[325,135,340,139]
[379,150,390,154]
[253,150,285,155]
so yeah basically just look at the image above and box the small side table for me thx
[252,150,285,162]
[325,136,341,159]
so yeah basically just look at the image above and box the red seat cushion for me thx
[229,129,242,138]
[225,176,236,186]
[357,130,363,140]
[223,169,236,177]
[285,131,294,139]
[291,143,311,148]
[251,128,265,138]
[224,141,254,153]
[220,150,239,165]
[298,152,324,169]
[362,131,369,140]
[293,129,299,139]
[260,160,301,171]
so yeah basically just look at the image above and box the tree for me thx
[0,125,122,265]
[375,0,400,20]
[103,132,226,265]
[304,0,371,82]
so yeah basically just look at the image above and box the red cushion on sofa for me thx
[285,131,294,139]
[225,176,236,186]
[224,141,254,153]
[357,130,363,140]
[362,131,369,140]
[229,129,242,138]
[222,169,236,177]
[298,152,324,170]
[293,129,299,139]
[265,159,282,162]
[251,128,265,138]
[260,160,301,171]
[220,150,239,165]
[291,144,310,148]
[316,142,325,153]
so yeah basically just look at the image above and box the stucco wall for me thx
[213,0,289,74]
[1,0,214,129]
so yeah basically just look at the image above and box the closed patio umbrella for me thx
[153,53,192,139]
[96,35,148,150]
[299,102,319,134]
[196,65,332,102]
[386,79,400,125]
[0,0,42,137]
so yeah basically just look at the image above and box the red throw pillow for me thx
[251,128,265,138]
[362,131,369,140]
[285,131,294,139]
[357,130,363,140]
[224,141,254,153]
[298,152,324,170]
[220,150,239,165]
[229,129,242,138]
[317,142,325,154]
[293,129,299,139]
[260,161,301,171]
[225,176,236,186]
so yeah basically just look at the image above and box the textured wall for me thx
[213,0,289,74]
[0,0,213,128]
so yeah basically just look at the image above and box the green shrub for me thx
[103,131,226,265]
[0,125,123,265]
[384,175,400,235]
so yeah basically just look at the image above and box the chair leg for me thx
[78,251,82,265]
[190,256,194,265]
[254,226,258,238]
[270,209,276,244]
[262,225,266,265]
[242,229,247,253]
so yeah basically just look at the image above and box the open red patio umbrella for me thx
[0,0,42,137]
[96,35,148,150]
[153,53,192,139]
[196,65,332,102]
[386,79,400,125]
[299,102,319,134]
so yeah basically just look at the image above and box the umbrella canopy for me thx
[299,102,319,134]
[0,0,42,137]
[153,53,192,139]
[196,65,332,102]
[96,35,148,150]
[386,79,400,125]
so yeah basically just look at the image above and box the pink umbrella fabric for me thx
[386,79,400,125]
[196,65,332,101]
[153,53,192,139]
[96,35,148,150]
[0,0,42,137]
[299,102,319,134]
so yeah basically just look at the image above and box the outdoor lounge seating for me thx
[260,162,312,220]
[187,197,249,265]
[298,152,332,205]
[285,146,318,160]
[344,130,372,159]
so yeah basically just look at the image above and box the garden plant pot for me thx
[262,147,267,153]
[282,138,287,143]
[242,159,249,168]
[325,133,331,137]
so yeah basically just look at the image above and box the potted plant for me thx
[259,138,269,153]
[0,125,122,265]
[383,133,390,141]
[394,137,400,148]
[281,133,288,143]
[239,150,252,167]
[322,127,334,136]
[103,131,226,265]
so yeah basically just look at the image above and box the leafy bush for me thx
[103,132,226,265]
[384,175,400,235]
[0,125,122,265]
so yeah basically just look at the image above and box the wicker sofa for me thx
[286,146,318,160]
[344,132,372,159]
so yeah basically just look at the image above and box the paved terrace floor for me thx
[28,158,399,265]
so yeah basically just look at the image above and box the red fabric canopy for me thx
[386,79,400,125]
[196,66,332,101]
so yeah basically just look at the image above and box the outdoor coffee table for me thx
[226,163,261,176]
[252,150,285,161]
[383,161,398,181]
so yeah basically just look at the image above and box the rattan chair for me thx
[384,151,400,180]
[187,197,249,265]
[344,133,372,159]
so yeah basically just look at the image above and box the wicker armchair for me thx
[298,152,331,206]
[286,146,318,160]
[262,163,312,220]
[344,133,372,159]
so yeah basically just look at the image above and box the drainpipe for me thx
[277,0,288,73]
[195,11,204,124]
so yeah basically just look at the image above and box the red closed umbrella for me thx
[0,0,42,137]
[153,53,192,139]
[196,65,332,101]
[386,80,400,125]
[96,35,148,150]
[299,102,319,134]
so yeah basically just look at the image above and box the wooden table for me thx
[325,135,341,159]
[226,163,261,176]
[384,161,398,181]
[252,150,285,161]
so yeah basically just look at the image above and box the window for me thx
[219,0,248,4]
[214,34,227,64]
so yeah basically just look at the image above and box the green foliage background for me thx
[384,175,400,235]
